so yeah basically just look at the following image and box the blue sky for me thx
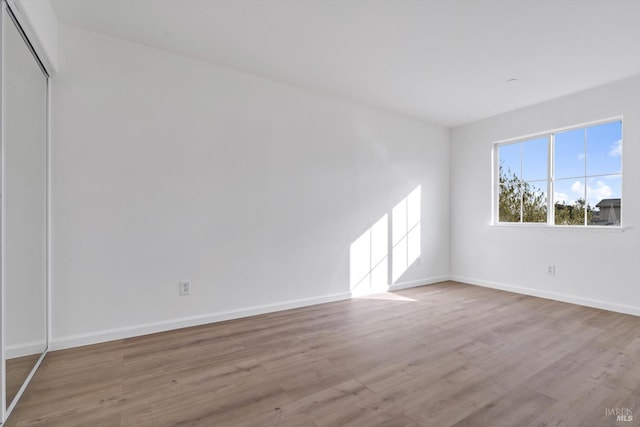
[499,120,622,208]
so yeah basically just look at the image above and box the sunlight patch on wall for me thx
[349,185,422,297]
[349,214,388,296]
[392,185,421,283]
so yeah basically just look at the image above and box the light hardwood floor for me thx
[5,281,640,426]
[5,354,41,408]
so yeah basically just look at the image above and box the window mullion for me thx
[548,134,554,225]
[520,143,524,223]
[583,128,588,226]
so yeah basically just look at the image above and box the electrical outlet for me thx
[179,280,191,296]
[416,257,423,267]
[546,265,556,276]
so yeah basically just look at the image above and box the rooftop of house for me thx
[596,198,621,208]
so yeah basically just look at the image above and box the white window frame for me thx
[492,117,623,228]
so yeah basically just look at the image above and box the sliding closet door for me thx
[1,2,48,417]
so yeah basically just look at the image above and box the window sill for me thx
[488,223,629,232]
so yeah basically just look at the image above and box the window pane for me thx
[587,175,621,226]
[499,183,521,223]
[498,143,520,179]
[554,178,585,225]
[522,137,547,181]
[522,181,547,223]
[586,121,622,176]
[555,128,585,179]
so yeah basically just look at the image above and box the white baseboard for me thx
[49,291,351,351]
[451,275,640,317]
[349,275,450,297]
[6,341,47,359]
[49,276,449,352]
[49,274,637,352]
[390,275,451,291]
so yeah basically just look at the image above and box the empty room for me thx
[1,0,639,426]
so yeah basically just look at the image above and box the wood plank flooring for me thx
[5,354,41,408]
[5,281,640,426]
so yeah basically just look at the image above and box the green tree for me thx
[498,166,546,223]
[554,198,593,225]
[498,164,595,225]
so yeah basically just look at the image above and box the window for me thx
[495,119,622,227]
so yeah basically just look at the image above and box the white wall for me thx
[451,76,640,315]
[11,0,58,71]
[50,25,450,348]
[3,6,48,357]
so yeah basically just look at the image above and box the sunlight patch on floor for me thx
[355,292,417,302]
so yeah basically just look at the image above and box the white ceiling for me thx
[50,0,640,127]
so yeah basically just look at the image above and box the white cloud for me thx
[553,191,573,204]
[589,180,612,202]
[571,181,584,195]
[609,139,622,157]
[570,180,612,205]
[577,153,586,160]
